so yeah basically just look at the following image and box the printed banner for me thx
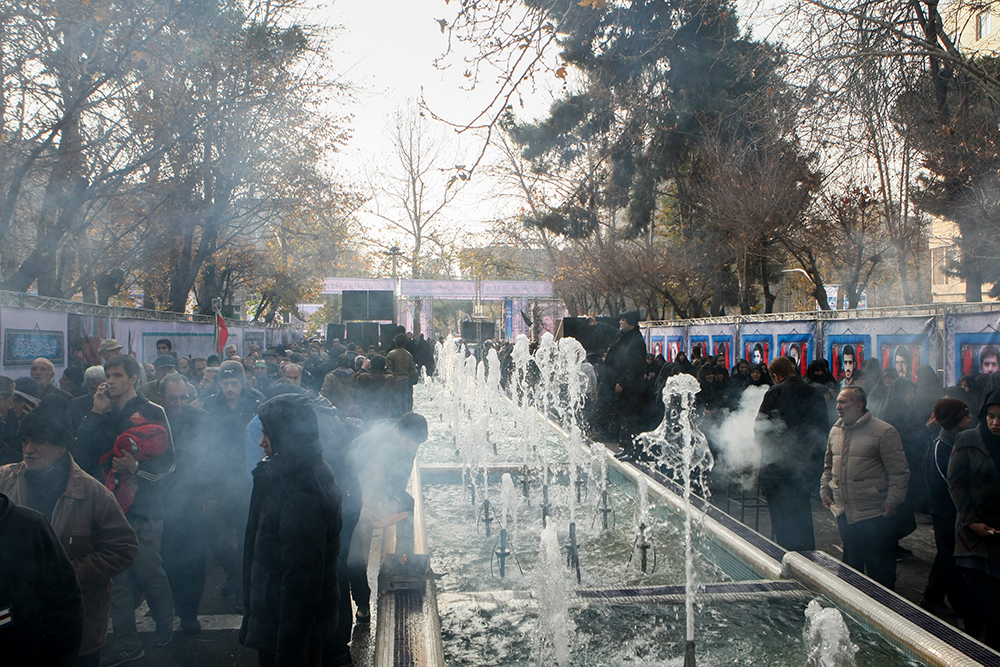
[244,329,266,356]
[67,314,113,367]
[687,323,737,366]
[1,307,68,375]
[645,326,686,363]
[823,317,935,385]
[738,321,817,375]
[944,311,1000,386]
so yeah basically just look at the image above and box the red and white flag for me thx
[215,312,229,354]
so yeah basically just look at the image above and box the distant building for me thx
[946,1,1000,52]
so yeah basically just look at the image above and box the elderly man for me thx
[158,375,213,634]
[70,366,107,433]
[821,386,910,589]
[97,339,124,364]
[139,355,176,403]
[0,395,138,667]
[32,358,73,401]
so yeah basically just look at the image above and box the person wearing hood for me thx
[0,395,137,666]
[947,389,1000,649]
[921,398,971,619]
[241,394,343,667]
[599,310,648,458]
[320,355,356,412]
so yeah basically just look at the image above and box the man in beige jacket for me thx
[821,386,910,590]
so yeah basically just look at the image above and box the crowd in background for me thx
[0,327,433,667]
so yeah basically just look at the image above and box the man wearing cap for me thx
[12,375,41,420]
[97,339,124,363]
[32,357,73,401]
[138,355,176,403]
[597,310,648,457]
[60,366,88,398]
[74,354,176,657]
[0,395,138,667]
[203,360,263,608]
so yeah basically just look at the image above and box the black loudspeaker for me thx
[380,323,399,348]
[560,316,618,352]
[368,291,395,321]
[461,321,496,343]
[345,322,365,348]
[362,322,381,350]
[342,291,368,321]
[326,324,345,342]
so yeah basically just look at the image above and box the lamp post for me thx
[386,246,404,324]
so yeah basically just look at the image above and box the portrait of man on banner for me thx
[713,337,732,369]
[778,335,811,377]
[651,335,664,358]
[829,336,868,385]
[956,333,1000,377]
[879,341,923,383]
[743,335,772,367]
[666,336,683,363]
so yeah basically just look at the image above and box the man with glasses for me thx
[157,375,213,634]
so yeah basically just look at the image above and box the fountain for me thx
[398,336,978,667]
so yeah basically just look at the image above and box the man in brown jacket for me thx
[0,395,138,667]
[821,386,910,590]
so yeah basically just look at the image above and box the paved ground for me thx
[109,554,378,667]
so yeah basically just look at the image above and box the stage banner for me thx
[944,310,1000,386]
[687,323,737,368]
[738,321,817,376]
[0,307,68,375]
[114,319,215,364]
[504,299,514,340]
[68,313,113,367]
[823,317,936,385]
[645,325,686,363]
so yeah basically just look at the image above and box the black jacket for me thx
[241,395,343,666]
[755,374,830,487]
[601,326,648,414]
[0,493,84,666]
[73,394,175,519]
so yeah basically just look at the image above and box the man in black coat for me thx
[0,492,84,667]
[598,310,648,456]
[241,394,343,667]
[754,355,830,551]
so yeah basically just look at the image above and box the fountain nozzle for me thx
[481,499,494,538]
[684,640,696,667]
[495,528,511,578]
[565,522,581,583]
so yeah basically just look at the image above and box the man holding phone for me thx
[74,354,176,663]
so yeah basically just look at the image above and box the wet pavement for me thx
[109,555,377,667]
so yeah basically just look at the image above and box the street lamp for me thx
[386,246,404,324]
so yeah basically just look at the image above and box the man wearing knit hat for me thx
[203,359,263,608]
[0,395,138,667]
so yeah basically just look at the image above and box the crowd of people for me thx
[546,312,1000,649]
[0,328,432,667]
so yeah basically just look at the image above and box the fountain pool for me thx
[368,340,997,667]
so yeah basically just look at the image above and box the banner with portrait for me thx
[823,317,936,386]
[113,319,216,364]
[737,321,817,375]
[687,323,737,366]
[944,311,1000,387]
[644,326,686,363]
